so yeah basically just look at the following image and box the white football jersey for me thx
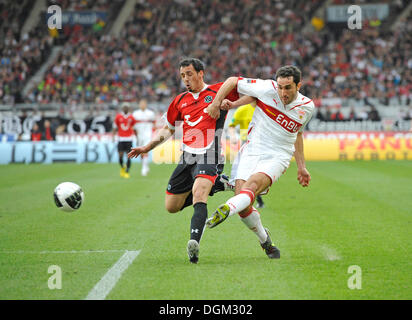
[133,108,156,142]
[237,77,315,155]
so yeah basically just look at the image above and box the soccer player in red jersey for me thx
[113,102,137,179]
[128,58,238,263]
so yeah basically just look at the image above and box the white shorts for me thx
[230,142,293,192]
[137,135,151,147]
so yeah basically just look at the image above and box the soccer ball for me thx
[54,182,84,212]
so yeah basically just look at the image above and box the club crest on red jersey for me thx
[204,95,213,103]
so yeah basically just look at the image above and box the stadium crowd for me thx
[306,14,412,106]
[47,0,111,11]
[0,0,411,119]
[0,0,54,104]
[0,0,123,105]
[21,0,327,106]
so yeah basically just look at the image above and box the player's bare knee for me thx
[244,174,270,195]
[243,180,259,194]
[235,180,245,195]
[165,200,181,213]
[165,204,180,214]
[192,187,209,203]
[192,179,212,203]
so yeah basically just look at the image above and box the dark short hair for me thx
[275,65,302,85]
[179,58,205,72]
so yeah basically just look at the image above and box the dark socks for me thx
[190,202,208,243]
[256,195,264,207]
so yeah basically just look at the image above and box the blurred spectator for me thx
[43,119,56,140]
[348,107,358,121]
[358,108,369,121]
[331,108,345,121]
[325,107,332,121]
[368,106,381,121]
[402,106,412,121]
[31,122,42,141]
[315,106,326,121]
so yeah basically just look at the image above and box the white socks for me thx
[225,189,268,244]
[226,189,255,216]
[141,157,149,175]
[239,207,268,244]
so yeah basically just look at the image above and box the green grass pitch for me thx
[0,160,411,300]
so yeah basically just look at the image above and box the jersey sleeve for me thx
[299,103,315,133]
[166,96,182,130]
[237,77,273,99]
[225,86,240,102]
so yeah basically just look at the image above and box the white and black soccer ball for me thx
[54,182,84,212]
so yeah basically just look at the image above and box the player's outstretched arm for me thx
[294,131,311,187]
[128,125,174,158]
[221,95,256,111]
[206,77,239,119]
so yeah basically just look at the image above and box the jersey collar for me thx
[284,92,301,109]
[189,84,208,100]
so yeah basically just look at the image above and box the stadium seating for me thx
[0,0,50,104]
[0,0,411,133]
[22,0,329,105]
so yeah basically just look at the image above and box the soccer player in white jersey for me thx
[133,99,156,176]
[206,65,315,259]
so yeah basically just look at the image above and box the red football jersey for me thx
[114,113,137,141]
[166,83,239,154]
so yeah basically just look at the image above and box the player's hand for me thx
[206,101,221,119]
[297,168,311,187]
[128,146,145,159]
[220,99,234,111]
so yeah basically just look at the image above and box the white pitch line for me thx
[85,250,141,300]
